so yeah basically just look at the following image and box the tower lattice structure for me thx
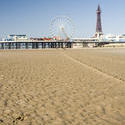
[95,5,103,38]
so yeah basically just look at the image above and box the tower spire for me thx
[95,4,103,38]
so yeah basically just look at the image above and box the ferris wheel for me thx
[50,16,75,41]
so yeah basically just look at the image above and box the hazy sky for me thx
[0,0,125,38]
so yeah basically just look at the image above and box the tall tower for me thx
[95,5,103,38]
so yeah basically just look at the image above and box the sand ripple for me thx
[0,49,125,125]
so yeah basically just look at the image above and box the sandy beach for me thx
[0,48,125,125]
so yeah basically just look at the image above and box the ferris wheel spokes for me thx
[50,16,74,41]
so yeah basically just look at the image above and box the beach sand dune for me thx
[0,48,125,125]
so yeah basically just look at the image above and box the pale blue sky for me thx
[0,0,125,38]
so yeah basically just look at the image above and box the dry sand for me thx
[0,48,125,125]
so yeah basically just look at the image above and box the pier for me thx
[0,41,125,49]
[0,41,72,49]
